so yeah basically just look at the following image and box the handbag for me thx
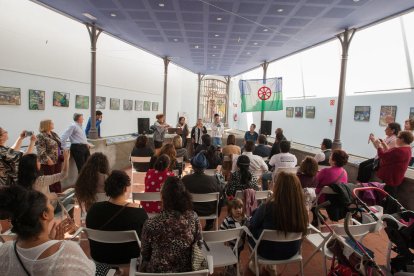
[191,223,208,271]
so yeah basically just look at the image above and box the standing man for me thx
[211,113,224,147]
[61,113,90,173]
[85,110,103,138]
[244,124,258,143]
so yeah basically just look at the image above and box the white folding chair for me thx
[245,227,304,276]
[235,190,271,201]
[96,192,109,202]
[311,185,338,228]
[129,258,209,276]
[132,192,161,218]
[204,169,216,176]
[202,228,244,276]
[131,156,151,185]
[191,193,220,230]
[83,228,141,265]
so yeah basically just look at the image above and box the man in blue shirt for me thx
[85,110,103,138]
[244,123,258,143]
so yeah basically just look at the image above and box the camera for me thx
[25,131,34,137]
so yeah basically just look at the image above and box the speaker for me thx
[260,120,272,136]
[138,118,150,134]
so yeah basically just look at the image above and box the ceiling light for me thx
[353,0,360,2]
[213,46,217,49]
[277,8,284,12]
[212,54,216,57]
[82,13,97,21]
[173,38,179,42]
[217,17,222,21]
[263,28,268,32]
[253,42,258,45]
[158,3,165,7]
[194,45,199,48]
[214,34,219,37]
[246,52,251,55]
[110,13,117,17]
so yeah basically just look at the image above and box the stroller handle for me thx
[352,186,406,212]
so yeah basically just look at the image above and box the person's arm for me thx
[225,173,235,196]
[259,157,268,172]
[268,156,276,167]
[248,204,265,236]
[202,126,207,134]
[10,131,26,151]
[25,134,36,154]
[96,120,101,138]
[85,118,91,136]
[314,152,325,163]
[61,124,75,149]
[315,170,325,194]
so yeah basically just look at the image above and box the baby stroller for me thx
[353,187,414,274]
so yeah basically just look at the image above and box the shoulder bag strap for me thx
[99,202,129,230]
[334,170,345,184]
[14,241,31,276]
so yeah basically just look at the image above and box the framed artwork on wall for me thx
[379,105,397,126]
[123,99,133,110]
[286,107,293,118]
[152,102,159,111]
[135,100,143,111]
[295,107,303,118]
[110,98,120,110]
[0,86,21,105]
[53,91,70,107]
[409,107,414,120]
[29,89,45,110]
[143,101,151,111]
[96,96,106,109]
[75,95,89,109]
[305,106,315,119]
[354,106,370,122]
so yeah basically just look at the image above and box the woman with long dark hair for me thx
[225,155,259,197]
[74,152,110,212]
[17,150,70,196]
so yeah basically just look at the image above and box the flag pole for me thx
[260,61,269,123]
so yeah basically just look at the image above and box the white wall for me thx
[0,0,197,143]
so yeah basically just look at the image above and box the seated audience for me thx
[36,119,64,193]
[143,154,174,214]
[226,155,259,197]
[191,118,207,152]
[404,118,414,166]
[314,138,332,166]
[86,170,148,265]
[17,150,70,197]
[269,128,286,159]
[149,143,176,172]
[262,140,297,190]
[248,172,308,262]
[222,134,241,157]
[173,135,189,162]
[140,177,202,273]
[253,135,271,158]
[182,152,223,231]
[0,128,36,186]
[297,156,318,189]
[194,133,211,155]
[374,130,413,212]
[205,145,223,169]
[357,122,401,183]
[315,149,349,203]
[239,141,268,178]
[0,185,95,275]
[75,152,110,212]
[131,135,154,172]
[244,123,258,143]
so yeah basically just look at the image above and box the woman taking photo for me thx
[153,114,170,152]
[249,172,308,263]
[0,127,36,187]
[225,155,259,197]
[176,116,189,148]
[36,119,63,193]
[140,176,202,273]
[75,152,110,212]
[0,185,95,275]
[17,150,70,197]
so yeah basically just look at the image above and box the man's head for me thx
[191,152,209,170]
[96,110,103,121]
[321,138,332,150]
[244,140,255,152]
[250,124,256,132]
[73,113,84,124]
[280,140,291,153]
[275,128,283,135]
[214,113,220,123]
[258,134,267,145]
[197,118,203,126]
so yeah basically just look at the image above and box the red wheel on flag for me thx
[257,86,272,100]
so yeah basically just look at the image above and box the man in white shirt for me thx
[211,113,224,147]
[236,141,268,178]
[262,140,297,190]
[314,138,332,166]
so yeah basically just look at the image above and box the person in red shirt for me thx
[143,154,175,214]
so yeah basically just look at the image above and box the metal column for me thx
[86,24,102,140]
[224,75,231,125]
[162,56,170,116]
[261,61,269,123]
[197,73,205,119]
[333,29,356,150]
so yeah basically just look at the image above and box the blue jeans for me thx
[212,137,222,147]
[261,173,272,190]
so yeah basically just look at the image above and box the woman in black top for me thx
[131,135,154,172]
[86,170,148,265]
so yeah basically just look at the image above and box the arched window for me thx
[199,79,228,123]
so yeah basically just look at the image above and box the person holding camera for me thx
[211,113,224,147]
[36,119,64,193]
[0,127,36,187]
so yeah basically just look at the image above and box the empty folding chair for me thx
[190,193,220,230]
[132,192,161,218]
[131,156,151,185]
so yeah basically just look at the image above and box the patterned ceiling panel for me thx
[32,0,414,76]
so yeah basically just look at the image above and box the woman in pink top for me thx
[143,154,174,214]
